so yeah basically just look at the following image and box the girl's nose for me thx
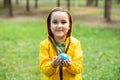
[57,23,62,28]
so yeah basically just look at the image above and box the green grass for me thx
[0,21,120,80]
[72,23,120,80]
[0,21,46,80]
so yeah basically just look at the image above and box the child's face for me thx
[50,11,70,39]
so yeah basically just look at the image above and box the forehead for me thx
[51,11,69,20]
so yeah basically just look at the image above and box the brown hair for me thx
[47,7,72,38]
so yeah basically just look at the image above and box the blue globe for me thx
[59,53,69,62]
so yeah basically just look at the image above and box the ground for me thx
[0,6,120,29]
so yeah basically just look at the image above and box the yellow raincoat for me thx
[40,37,83,80]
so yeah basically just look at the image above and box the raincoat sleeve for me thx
[40,41,56,77]
[66,41,83,74]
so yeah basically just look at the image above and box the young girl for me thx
[40,7,83,80]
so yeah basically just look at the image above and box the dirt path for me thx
[0,7,120,29]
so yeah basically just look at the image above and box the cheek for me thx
[51,23,56,28]
[50,25,55,32]
[64,27,70,33]
[66,24,70,30]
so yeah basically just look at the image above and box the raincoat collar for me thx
[48,36,70,54]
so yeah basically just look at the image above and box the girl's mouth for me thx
[56,29,63,31]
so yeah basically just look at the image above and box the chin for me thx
[55,34,65,38]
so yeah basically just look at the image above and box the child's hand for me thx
[62,60,71,67]
[52,56,62,68]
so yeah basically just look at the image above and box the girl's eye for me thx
[53,21,57,24]
[62,21,66,24]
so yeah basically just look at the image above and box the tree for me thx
[35,0,38,8]
[95,0,98,7]
[117,0,120,3]
[66,0,70,10]
[104,0,112,22]
[57,0,60,7]
[4,0,7,8]
[16,0,19,4]
[26,0,30,11]
[5,0,13,17]
[86,0,94,6]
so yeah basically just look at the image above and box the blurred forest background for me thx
[0,0,120,26]
[0,0,120,80]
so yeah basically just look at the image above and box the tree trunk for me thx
[57,0,60,7]
[117,0,120,4]
[16,0,19,4]
[95,0,98,6]
[35,0,38,8]
[104,0,112,22]
[67,0,70,10]
[26,0,30,11]
[5,0,13,17]
[86,0,94,6]
[4,0,7,8]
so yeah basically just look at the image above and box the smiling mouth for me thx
[56,30,63,31]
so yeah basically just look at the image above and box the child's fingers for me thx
[52,56,62,68]
[62,60,71,67]
[54,58,62,64]
[54,56,57,59]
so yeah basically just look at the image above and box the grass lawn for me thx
[0,0,120,80]
[0,21,120,80]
